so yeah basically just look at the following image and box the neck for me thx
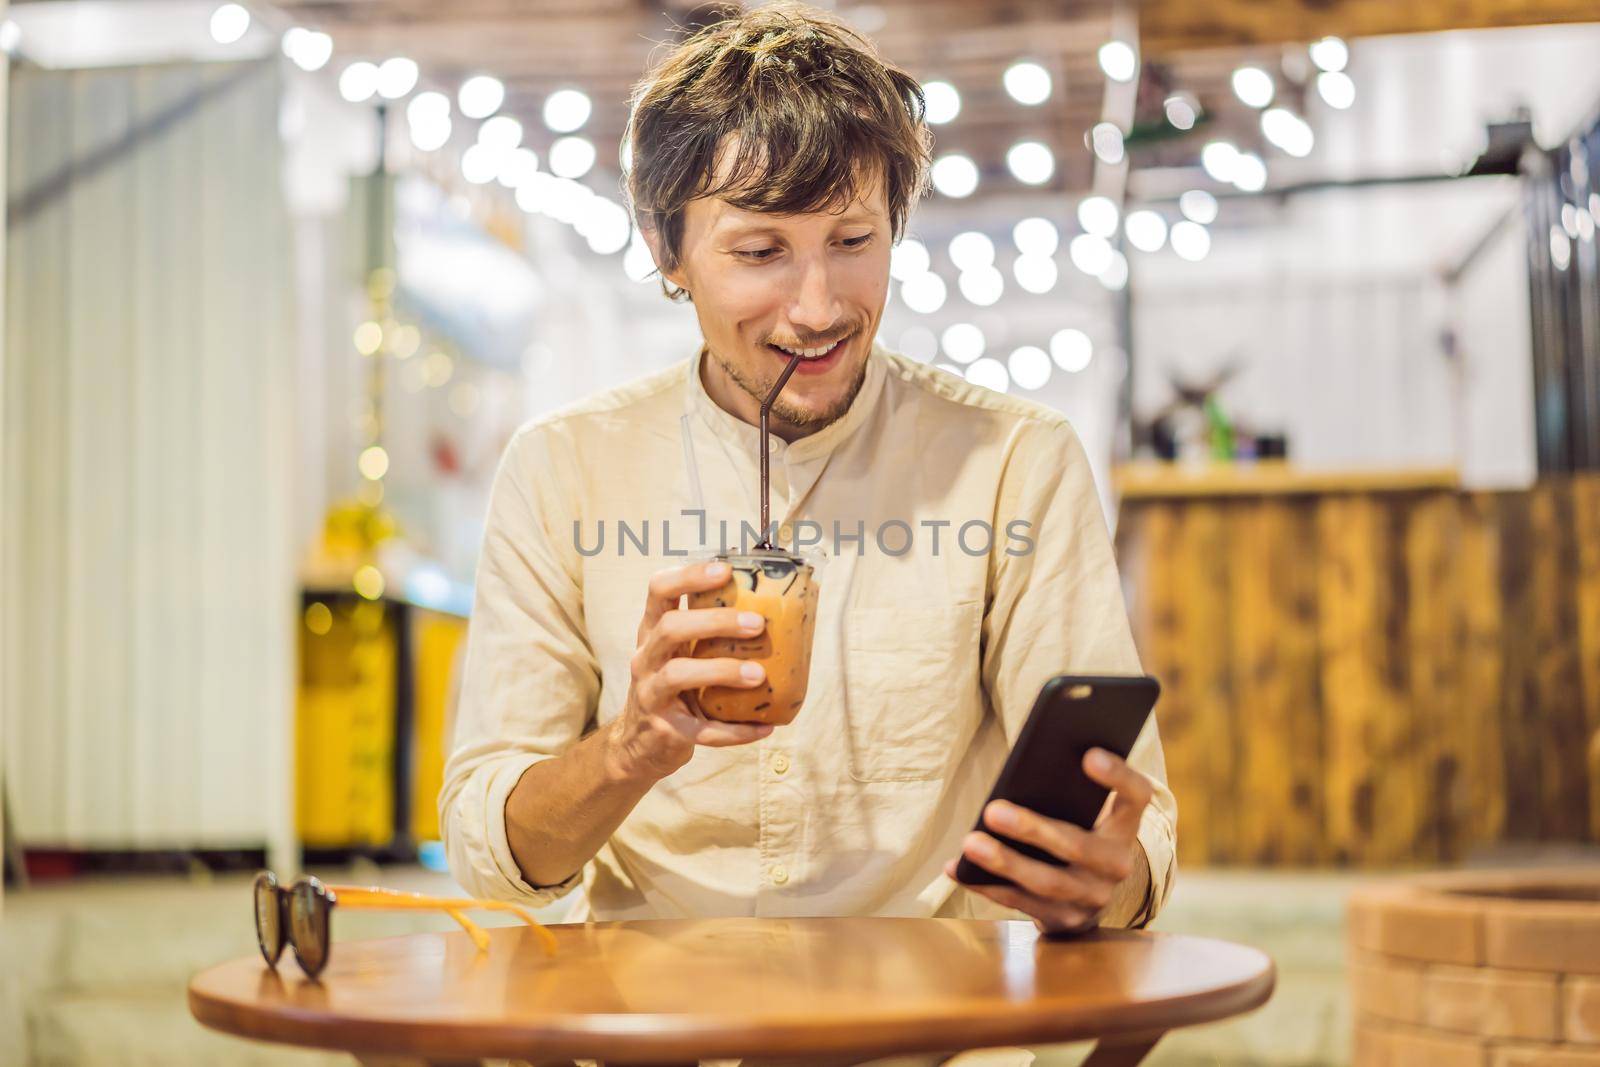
[699,347,814,443]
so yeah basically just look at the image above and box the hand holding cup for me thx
[605,559,776,782]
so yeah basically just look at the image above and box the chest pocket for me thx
[842,600,983,782]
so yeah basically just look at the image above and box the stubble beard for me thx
[714,345,870,431]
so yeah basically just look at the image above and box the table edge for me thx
[191,963,1274,1062]
[188,926,1276,1061]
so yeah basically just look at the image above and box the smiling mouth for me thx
[766,332,852,360]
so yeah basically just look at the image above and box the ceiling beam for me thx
[1140,0,1600,56]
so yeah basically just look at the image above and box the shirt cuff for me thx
[475,753,585,905]
[1127,804,1175,928]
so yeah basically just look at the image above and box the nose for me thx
[787,253,843,335]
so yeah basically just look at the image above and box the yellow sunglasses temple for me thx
[324,885,558,956]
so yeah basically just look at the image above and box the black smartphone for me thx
[954,674,1159,889]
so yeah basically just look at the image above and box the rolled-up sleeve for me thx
[439,421,600,904]
[979,418,1178,926]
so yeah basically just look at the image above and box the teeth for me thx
[775,338,843,359]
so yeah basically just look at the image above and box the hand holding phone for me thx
[949,675,1159,933]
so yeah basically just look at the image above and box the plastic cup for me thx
[686,549,819,725]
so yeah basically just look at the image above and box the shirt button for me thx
[772,754,790,775]
[771,865,789,885]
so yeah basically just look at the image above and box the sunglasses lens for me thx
[253,873,283,966]
[289,881,331,978]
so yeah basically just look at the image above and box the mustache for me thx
[765,325,859,349]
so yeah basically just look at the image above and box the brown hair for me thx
[623,2,932,302]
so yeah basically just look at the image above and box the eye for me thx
[841,234,873,250]
[735,247,780,262]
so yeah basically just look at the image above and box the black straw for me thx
[755,354,802,550]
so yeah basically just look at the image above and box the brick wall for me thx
[1349,871,1600,1066]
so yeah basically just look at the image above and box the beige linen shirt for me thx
[441,341,1176,925]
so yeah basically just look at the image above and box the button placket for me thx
[758,743,800,896]
[756,736,775,912]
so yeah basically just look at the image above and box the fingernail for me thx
[707,562,729,578]
[987,803,1016,830]
[740,661,765,682]
[738,611,764,632]
[1087,749,1111,773]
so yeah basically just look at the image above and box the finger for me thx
[1083,749,1154,833]
[1083,749,1154,807]
[962,879,1097,933]
[641,606,764,665]
[961,832,1115,910]
[982,801,1134,882]
[1104,788,1151,838]
[689,719,777,747]
[640,559,732,634]
[637,656,764,710]
[644,698,760,744]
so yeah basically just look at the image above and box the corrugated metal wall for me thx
[2,58,296,856]
[1,0,9,896]
[1526,107,1600,474]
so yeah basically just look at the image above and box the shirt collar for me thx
[685,338,887,464]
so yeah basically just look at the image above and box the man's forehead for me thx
[696,132,889,232]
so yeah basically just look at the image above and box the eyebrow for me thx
[718,212,880,240]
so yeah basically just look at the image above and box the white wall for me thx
[1,0,10,907]
[1121,22,1600,487]
[1,60,297,856]
[1321,24,1600,179]
[1449,205,1538,489]
[1129,176,1536,487]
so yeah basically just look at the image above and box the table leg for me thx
[1078,1032,1163,1067]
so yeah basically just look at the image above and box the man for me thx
[442,2,1175,938]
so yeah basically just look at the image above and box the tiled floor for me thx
[0,865,1358,1066]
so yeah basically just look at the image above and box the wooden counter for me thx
[1113,468,1600,868]
[1115,460,1459,499]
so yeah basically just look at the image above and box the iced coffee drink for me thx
[687,549,819,725]
[687,348,818,724]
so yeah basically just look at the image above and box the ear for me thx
[639,223,689,293]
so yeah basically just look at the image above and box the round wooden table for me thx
[189,918,1274,1067]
